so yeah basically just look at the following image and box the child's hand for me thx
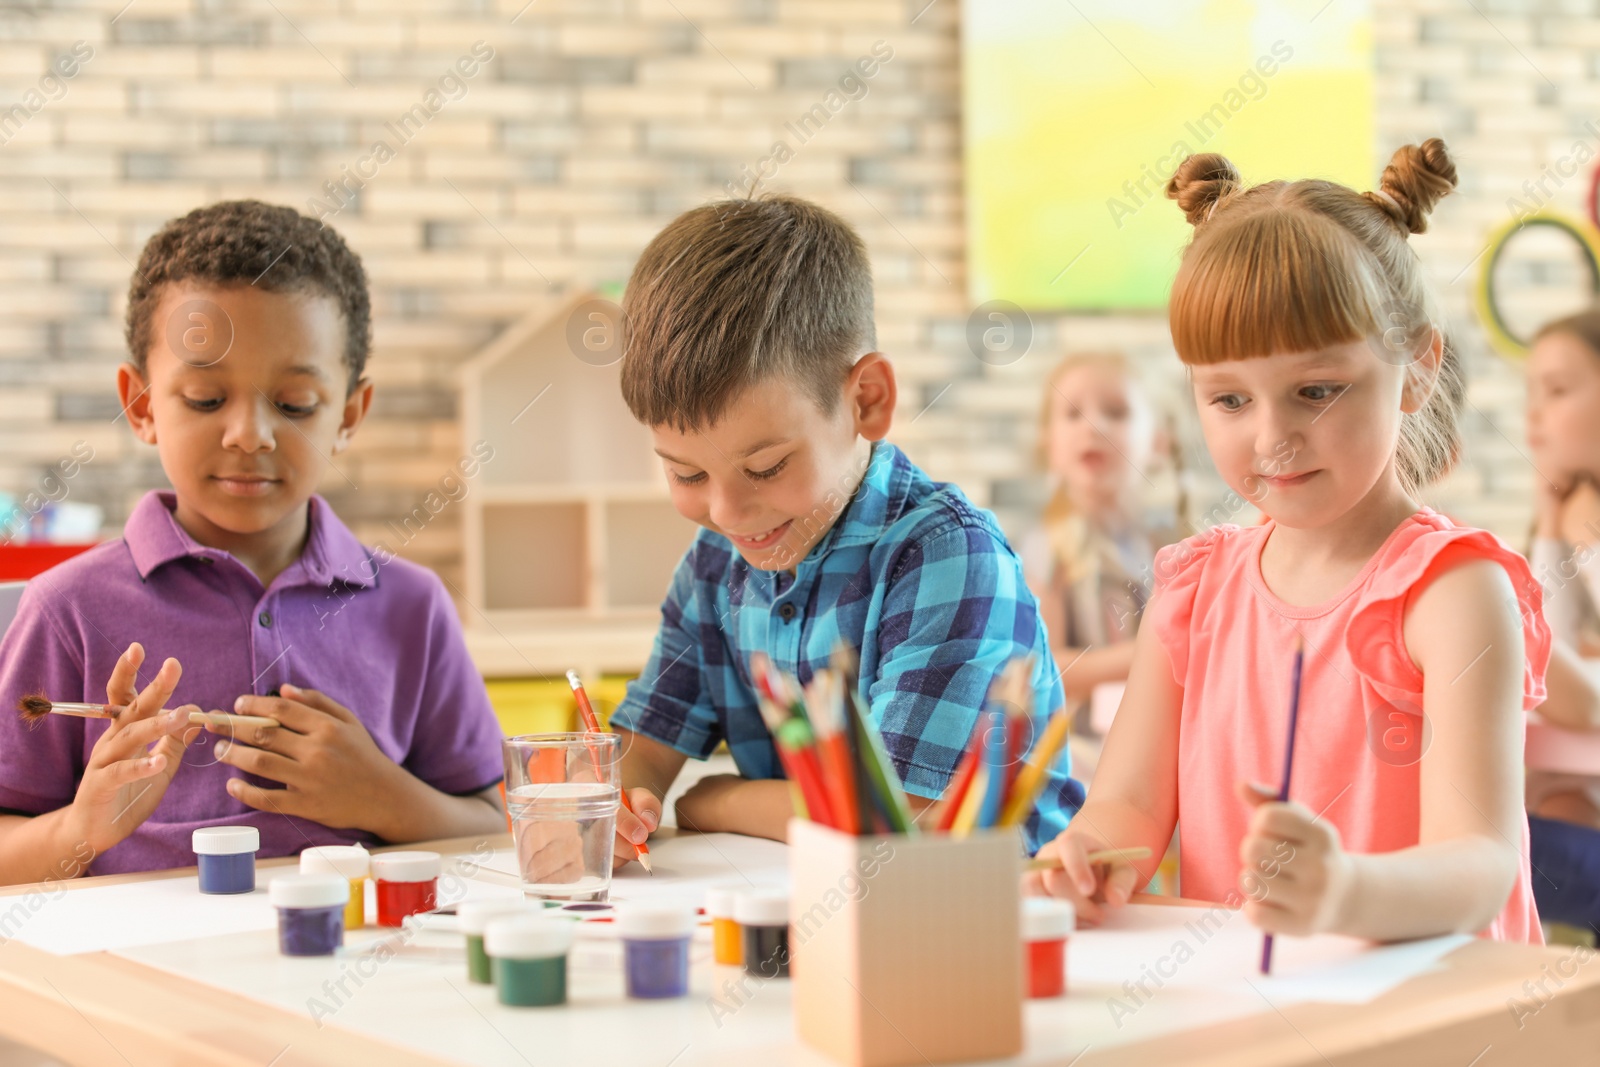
[612,787,660,870]
[70,643,202,853]
[1024,827,1140,925]
[1236,781,1354,936]
[211,683,411,835]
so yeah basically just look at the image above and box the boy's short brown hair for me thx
[620,194,876,431]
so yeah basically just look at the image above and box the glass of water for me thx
[502,733,621,901]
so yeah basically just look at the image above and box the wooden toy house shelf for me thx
[459,289,699,678]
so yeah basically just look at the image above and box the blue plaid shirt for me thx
[610,441,1084,852]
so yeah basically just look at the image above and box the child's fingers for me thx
[113,656,183,733]
[213,738,299,786]
[1235,779,1278,808]
[226,777,300,817]
[615,806,650,850]
[96,750,169,790]
[628,788,661,833]
[90,703,193,767]
[1101,857,1141,906]
[277,684,359,724]
[103,642,144,709]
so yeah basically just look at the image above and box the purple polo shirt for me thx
[0,491,504,875]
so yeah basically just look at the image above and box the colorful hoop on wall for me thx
[1474,212,1600,359]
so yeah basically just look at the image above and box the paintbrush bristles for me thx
[17,694,58,722]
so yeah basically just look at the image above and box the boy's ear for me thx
[116,362,159,445]
[848,352,896,442]
[332,378,375,455]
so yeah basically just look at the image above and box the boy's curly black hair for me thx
[124,200,371,392]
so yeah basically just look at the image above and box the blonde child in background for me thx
[1021,353,1181,779]
[1032,139,1549,944]
[1522,308,1600,936]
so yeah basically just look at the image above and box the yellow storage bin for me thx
[485,676,633,737]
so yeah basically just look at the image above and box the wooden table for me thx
[0,832,1596,1067]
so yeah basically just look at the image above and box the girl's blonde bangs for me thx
[1168,208,1388,366]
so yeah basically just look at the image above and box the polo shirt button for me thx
[258,611,272,628]
[779,603,797,622]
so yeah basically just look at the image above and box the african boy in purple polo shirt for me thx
[0,202,505,881]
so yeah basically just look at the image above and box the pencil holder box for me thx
[788,819,1023,1067]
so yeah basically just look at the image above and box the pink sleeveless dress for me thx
[1149,508,1548,942]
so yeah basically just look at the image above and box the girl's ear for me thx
[117,362,159,445]
[1400,326,1444,414]
[332,378,375,455]
[848,352,897,442]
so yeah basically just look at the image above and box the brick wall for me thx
[0,0,1588,603]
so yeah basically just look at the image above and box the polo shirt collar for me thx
[123,491,376,589]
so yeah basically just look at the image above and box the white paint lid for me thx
[705,883,746,919]
[459,898,540,935]
[734,889,789,926]
[1022,896,1075,941]
[369,851,441,882]
[484,915,575,959]
[270,873,350,910]
[617,903,696,940]
[299,845,369,879]
[192,825,259,855]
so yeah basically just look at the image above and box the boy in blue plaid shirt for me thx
[605,195,1084,864]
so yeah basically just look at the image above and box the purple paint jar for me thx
[192,826,259,894]
[270,874,349,956]
[617,904,696,999]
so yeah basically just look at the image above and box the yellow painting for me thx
[962,1,1373,310]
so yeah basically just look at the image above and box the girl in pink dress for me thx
[1029,139,1548,943]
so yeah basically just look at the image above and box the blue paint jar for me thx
[618,904,695,999]
[270,874,348,956]
[192,826,260,894]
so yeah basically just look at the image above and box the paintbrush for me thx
[1023,845,1153,872]
[17,695,278,731]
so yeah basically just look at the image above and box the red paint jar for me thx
[370,851,441,927]
[1023,897,1074,998]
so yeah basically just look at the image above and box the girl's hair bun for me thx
[1165,154,1243,227]
[1368,138,1458,235]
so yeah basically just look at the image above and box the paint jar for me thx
[299,844,369,931]
[705,885,743,967]
[1022,897,1074,998]
[270,874,348,956]
[460,899,539,984]
[485,915,576,1007]
[735,890,791,979]
[192,826,259,894]
[617,903,696,999]
[369,851,441,927]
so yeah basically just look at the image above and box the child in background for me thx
[1021,352,1181,770]
[601,194,1083,863]
[1032,139,1549,944]
[0,202,506,884]
[1522,309,1600,935]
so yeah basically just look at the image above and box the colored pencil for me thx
[567,670,651,874]
[999,704,1073,828]
[807,671,860,834]
[1260,637,1305,976]
[974,708,1009,830]
[933,727,985,832]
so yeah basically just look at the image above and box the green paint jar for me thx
[459,899,540,984]
[485,915,576,1007]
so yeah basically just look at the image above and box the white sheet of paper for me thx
[2,861,524,956]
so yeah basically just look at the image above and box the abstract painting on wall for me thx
[962,1,1373,310]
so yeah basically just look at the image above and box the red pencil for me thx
[567,670,651,874]
[935,726,985,833]
[808,672,860,834]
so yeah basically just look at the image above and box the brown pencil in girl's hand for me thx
[16,695,278,731]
